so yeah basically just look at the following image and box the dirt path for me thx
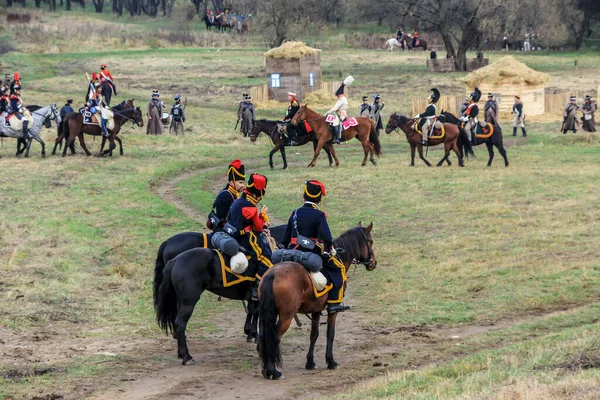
[86,165,580,400]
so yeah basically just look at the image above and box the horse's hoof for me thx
[361,163,366,167]
[262,368,283,380]
[282,166,287,170]
[305,361,316,370]
[327,361,339,370]
[182,358,195,365]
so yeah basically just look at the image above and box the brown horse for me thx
[53,106,143,157]
[258,222,376,380]
[291,105,382,168]
[385,113,472,167]
[402,34,427,51]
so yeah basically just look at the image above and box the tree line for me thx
[5,0,600,70]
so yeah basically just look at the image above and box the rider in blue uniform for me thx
[208,159,246,231]
[282,180,349,314]
[228,173,273,299]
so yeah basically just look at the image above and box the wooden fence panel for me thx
[250,84,268,103]
[320,81,342,95]
[544,91,582,114]
[412,95,464,117]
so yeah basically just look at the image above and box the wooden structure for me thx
[427,58,489,73]
[264,42,322,102]
[412,95,464,117]
[251,81,342,105]
[461,56,549,116]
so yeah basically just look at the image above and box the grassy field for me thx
[1,11,600,400]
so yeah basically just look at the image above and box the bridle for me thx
[292,108,324,126]
[352,227,375,271]
[113,109,143,127]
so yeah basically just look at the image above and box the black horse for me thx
[154,224,286,350]
[441,111,508,167]
[249,119,334,169]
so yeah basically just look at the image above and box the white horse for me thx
[385,38,405,51]
[0,104,60,158]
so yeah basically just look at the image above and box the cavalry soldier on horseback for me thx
[411,28,419,48]
[99,64,117,96]
[208,159,246,231]
[169,95,186,135]
[283,92,301,144]
[281,180,349,314]
[8,84,32,139]
[326,76,354,144]
[85,72,100,104]
[89,83,111,138]
[512,95,526,136]
[562,95,580,134]
[484,93,499,126]
[370,93,385,136]
[227,173,273,299]
[237,93,256,137]
[461,87,487,142]
[396,25,405,49]
[358,95,371,117]
[413,88,440,145]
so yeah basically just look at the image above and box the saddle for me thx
[81,108,116,130]
[214,249,256,288]
[475,123,494,139]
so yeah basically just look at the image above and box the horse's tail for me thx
[458,127,475,159]
[153,239,168,309]
[369,120,383,156]
[258,272,281,378]
[155,258,178,335]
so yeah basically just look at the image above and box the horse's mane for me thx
[26,105,42,111]
[333,227,366,263]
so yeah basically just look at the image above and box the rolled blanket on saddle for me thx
[272,249,327,291]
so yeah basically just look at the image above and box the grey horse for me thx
[0,103,61,158]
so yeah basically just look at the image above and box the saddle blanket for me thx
[475,123,494,138]
[215,250,256,287]
[342,118,358,129]
[82,109,116,130]
[4,112,33,131]
[325,114,336,124]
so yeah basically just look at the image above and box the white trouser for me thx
[513,114,525,128]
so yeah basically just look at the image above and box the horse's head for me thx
[357,221,376,271]
[50,103,61,124]
[291,104,307,126]
[334,222,377,272]
[132,106,144,127]
[385,112,408,134]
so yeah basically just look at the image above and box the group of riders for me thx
[204,8,251,32]
[395,25,420,50]
[0,72,33,139]
[207,160,349,314]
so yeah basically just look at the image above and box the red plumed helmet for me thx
[14,72,20,81]
[92,72,98,80]
[246,173,267,196]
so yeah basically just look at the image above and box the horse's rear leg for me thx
[436,142,452,167]
[452,140,464,167]
[308,138,327,168]
[325,312,339,369]
[410,144,416,166]
[325,142,340,167]
[360,140,369,166]
[306,312,320,370]
[175,298,200,365]
[498,145,509,167]
[78,133,91,156]
[115,135,124,156]
[322,143,334,167]
[486,142,495,167]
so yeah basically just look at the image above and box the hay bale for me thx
[302,89,336,108]
[460,56,549,87]
[264,41,321,59]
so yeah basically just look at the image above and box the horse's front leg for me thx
[115,135,124,155]
[308,138,327,168]
[325,312,339,369]
[268,144,279,169]
[306,312,320,370]
[436,142,451,167]
[417,144,432,167]
[485,142,495,167]
[34,136,46,158]
[280,146,287,170]
[24,138,33,158]
[410,143,416,166]
[78,132,91,156]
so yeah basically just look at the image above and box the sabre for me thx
[234,116,240,131]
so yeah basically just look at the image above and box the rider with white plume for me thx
[326,75,354,144]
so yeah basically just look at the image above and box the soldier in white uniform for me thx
[325,75,353,144]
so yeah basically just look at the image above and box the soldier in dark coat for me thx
[58,99,74,135]
[237,93,256,137]
[283,92,301,143]
[512,95,526,136]
[370,93,385,136]
[358,95,371,117]
[461,88,488,142]
[459,96,470,116]
[169,95,186,135]
[147,90,165,135]
[581,95,597,132]
[414,88,440,145]
[208,160,245,231]
[282,180,349,314]
[562,96,579,134]
[484,93,499,126]
[228,173,272,299]
[2,74,10,91]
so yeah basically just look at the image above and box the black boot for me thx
[522,128,527,137]
[327,303,350,314]
[251,281,259,301]
[22,120,30,139]
[563,130,567,134]
[573,129,577,134]
[512,127,517,136]
[332,126,340,144]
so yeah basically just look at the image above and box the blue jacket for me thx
[282,202,333,255]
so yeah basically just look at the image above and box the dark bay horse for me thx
[385,113,471,167]
[154,225,287,345]
[53,106,143,157]
[291,105,382,168]
[441,111,509,167]
[249,119,334,169]
[258,222,376,380]
[403,34,427,50]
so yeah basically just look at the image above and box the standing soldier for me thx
[413,88,440,145]
[370,93,385,136]
[237,93,256,137]
[484,93,499,126]
[358,95,371,117]
[169,95,186,135]
[459,95,470,116]
[147,90,165,135]
[581,95,597,132]
[99,64,117,96]
[562,95,579,134]
[58,99,74,135]
[281,180,349,314]
[326,75,353,144]
[512,95,526,136]
[227,173,273,299]
[460,88,488,142]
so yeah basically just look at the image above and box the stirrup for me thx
[327,303,350,314]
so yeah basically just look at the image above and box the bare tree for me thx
[92,0,104,12]
[257,0,304,47]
